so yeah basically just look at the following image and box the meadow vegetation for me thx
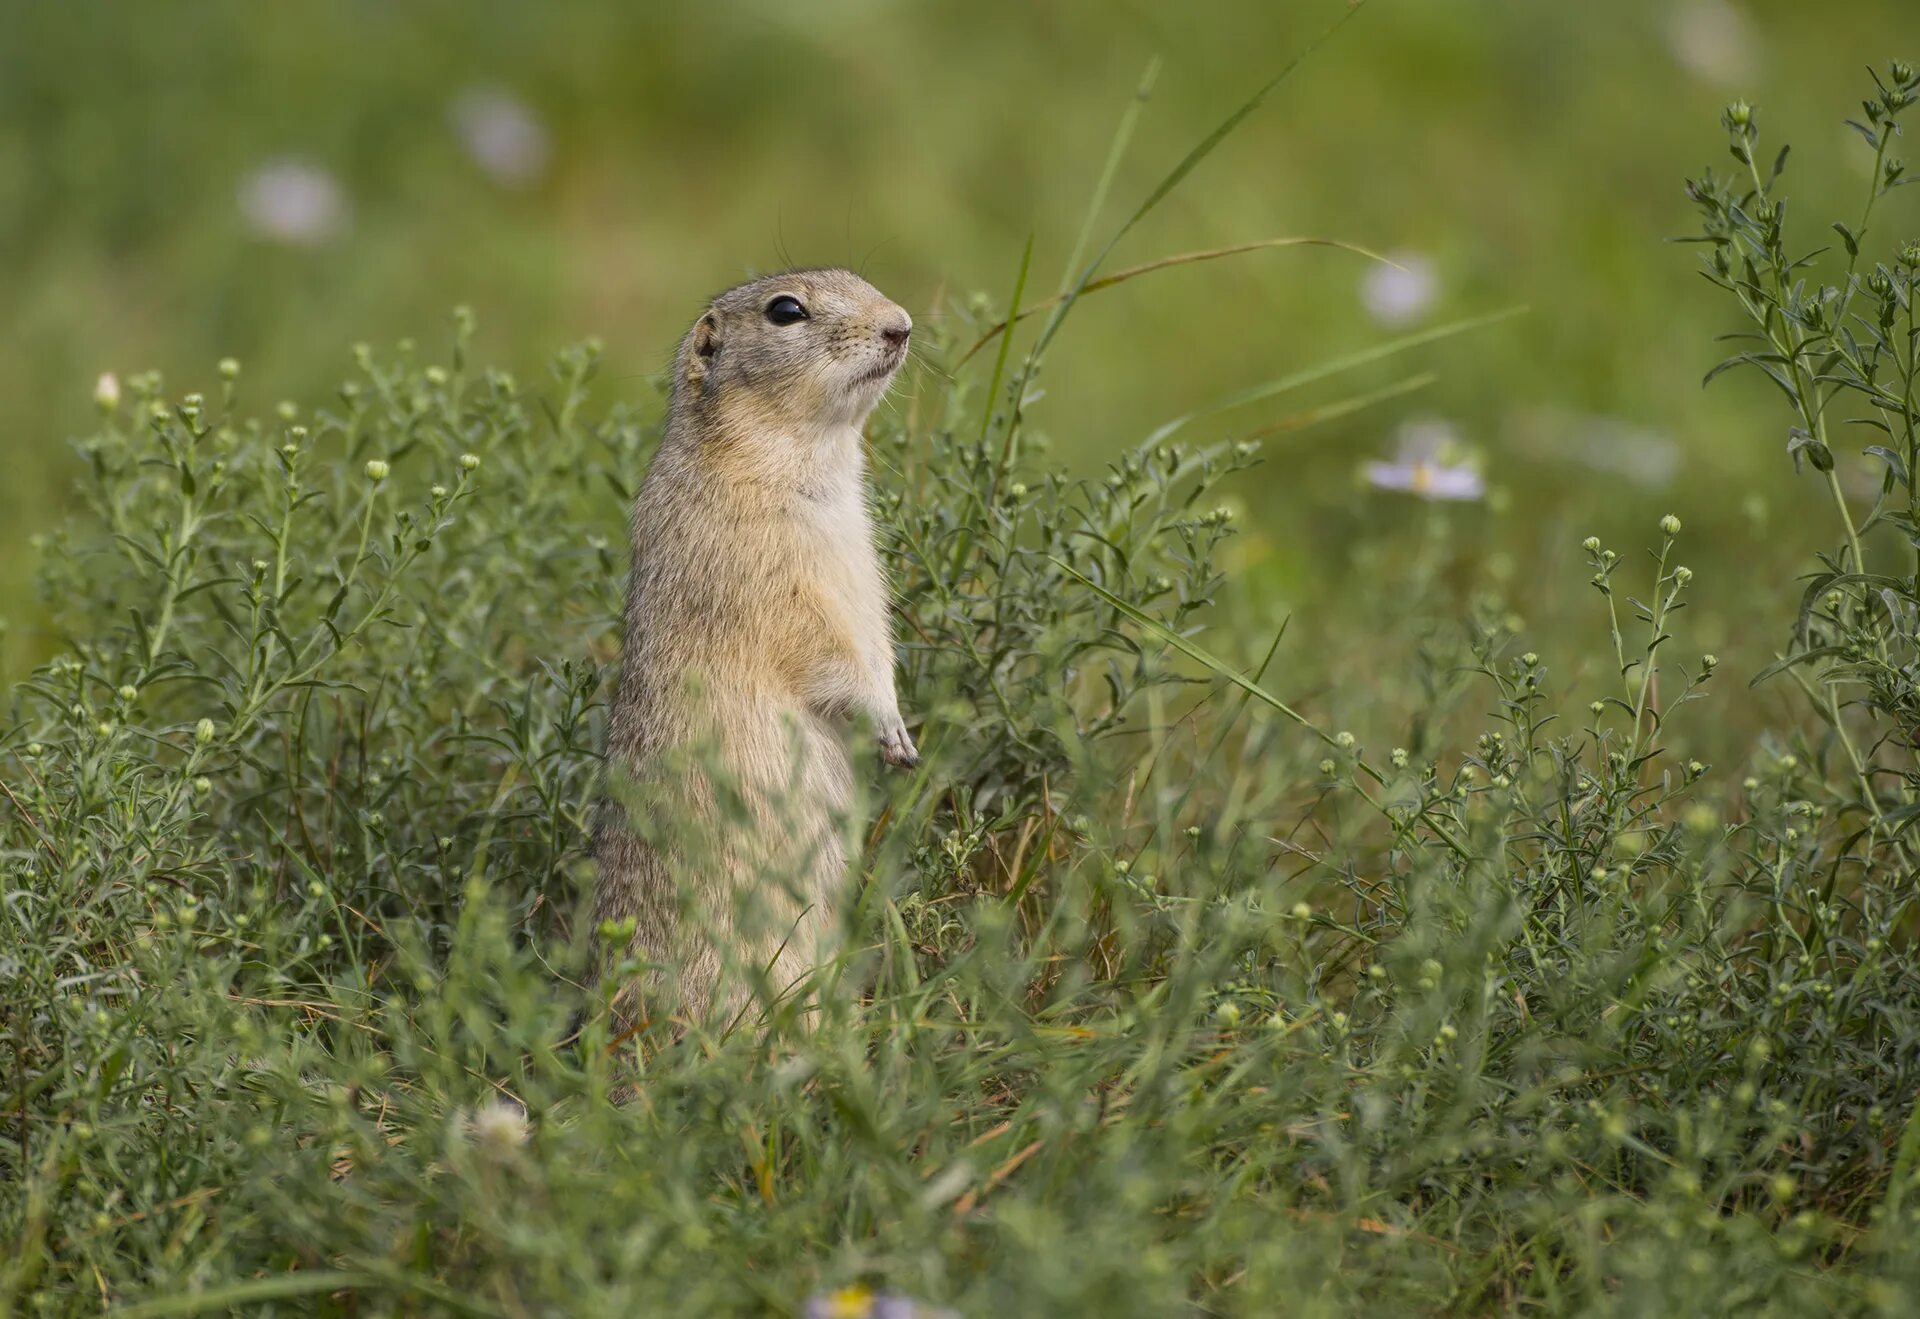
[5,48,1920,1319]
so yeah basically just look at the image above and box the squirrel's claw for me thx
[878,720,920,769]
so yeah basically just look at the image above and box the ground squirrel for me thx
[592,268,919,1030]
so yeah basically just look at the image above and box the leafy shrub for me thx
[4,61,1920,1319]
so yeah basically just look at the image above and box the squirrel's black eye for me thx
[764,295,810,326]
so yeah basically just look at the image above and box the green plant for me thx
[1688,61,1920,829]
[4,55,1920,1319]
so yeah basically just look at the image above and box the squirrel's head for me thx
[673,268,912,432]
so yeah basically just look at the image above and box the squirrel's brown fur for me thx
[592,268,917,1030]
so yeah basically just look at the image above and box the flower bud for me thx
[365,459,390,482]
[218,357,241,380]
[459,453,481,471]
[195,718,215,744]
[1660,514,1681,536]
[1702,653,1718,671]
[94,372,121,412]
[117,685,138,702]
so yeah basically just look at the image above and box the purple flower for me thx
[1365,419,1485,501]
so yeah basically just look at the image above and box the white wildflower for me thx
[1666,0,1759,87]
[1360,251,1438,326]
[450,87,550,188]
[237,158,348,246]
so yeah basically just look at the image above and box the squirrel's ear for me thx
[685,312,721,392]
[692,313,721,360]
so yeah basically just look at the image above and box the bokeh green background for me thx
[4,0,1916,738]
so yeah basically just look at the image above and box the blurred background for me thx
[3,0,1916,748]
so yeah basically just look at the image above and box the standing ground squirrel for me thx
[592,268,919,1030]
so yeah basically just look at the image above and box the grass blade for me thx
[1144,305,1526,445]
[958,236,1397,368]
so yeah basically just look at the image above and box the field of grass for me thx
[6,6,1920,1316]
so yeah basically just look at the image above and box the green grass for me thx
[4,0,1918,725]
[6,22,1920,1319]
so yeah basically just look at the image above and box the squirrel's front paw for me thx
[878,718,921,769]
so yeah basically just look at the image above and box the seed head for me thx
[467,1099,530,1156]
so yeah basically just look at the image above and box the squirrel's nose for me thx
[880,316,912,349]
